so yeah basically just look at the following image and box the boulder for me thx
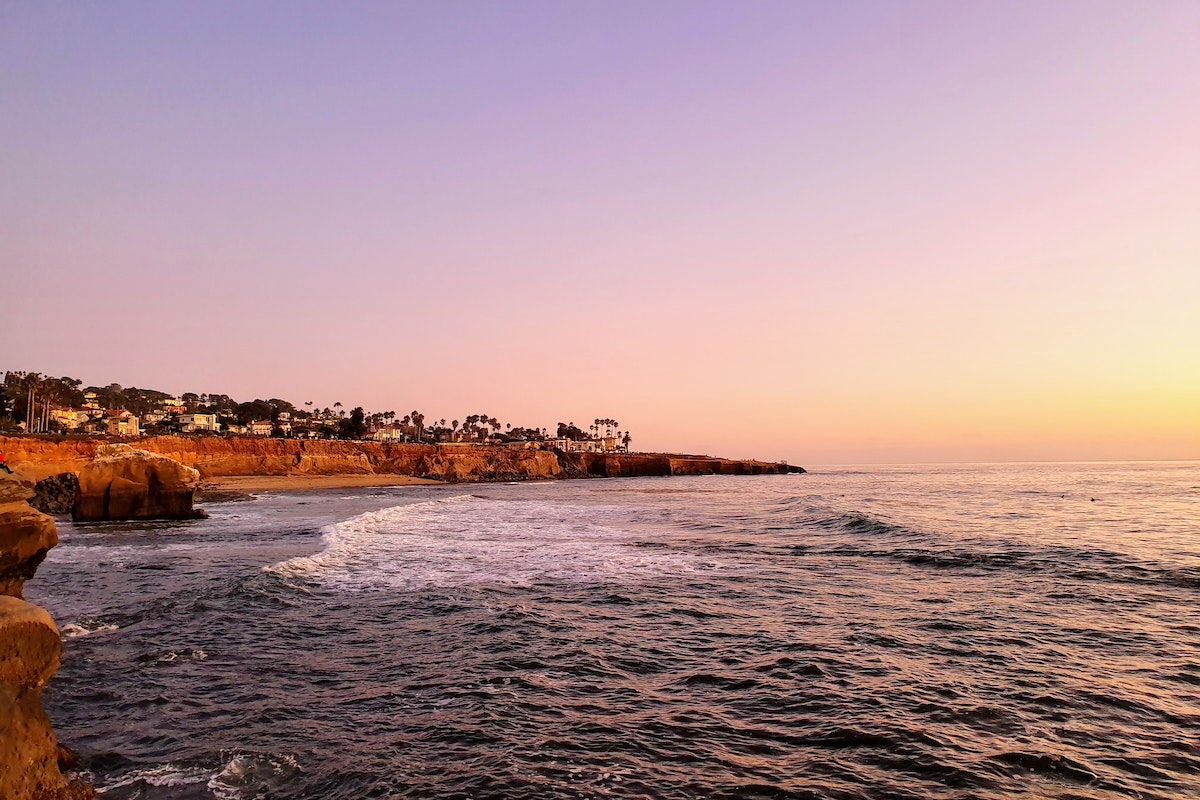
[0,470,37,505]
[0,597,94,799]
[31,474,80,517]
[73,444,202,522]
[0,475,59,599]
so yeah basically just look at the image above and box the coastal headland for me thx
[1,436,803,490]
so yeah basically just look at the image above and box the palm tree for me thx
[622,432,632,451]
[22,372,43,433]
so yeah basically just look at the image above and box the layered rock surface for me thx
[0,474,58,598]
[73,444,202,522]
[0,473,94,799]
[1,436,803,483]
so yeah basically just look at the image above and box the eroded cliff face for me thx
[0,473,94,799]
[73,444,202,522]
[0,436,801,483]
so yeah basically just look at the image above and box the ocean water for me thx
[26,463,1200,799]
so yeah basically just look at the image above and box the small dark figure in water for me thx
[0,453,12,474]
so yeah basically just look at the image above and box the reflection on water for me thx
[28,463,1200,799]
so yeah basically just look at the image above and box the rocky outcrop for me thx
[0,475,58,599]
[0,435,803,485]
[73,444,202,522]
[558,452,802,478]
[31,474,79,517]
[0,473,94,799]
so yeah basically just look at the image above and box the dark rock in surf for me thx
[30,474,79,517]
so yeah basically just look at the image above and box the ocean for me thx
[26,463,1200,799]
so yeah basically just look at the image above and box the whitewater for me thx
[26,463,1200,799]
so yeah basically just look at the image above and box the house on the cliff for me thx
[178,413,220,433]
[546,436,624,453]
[49,408,88,430]
[371,425,405,443]
[105,411,140,437]
[248,420,272,436]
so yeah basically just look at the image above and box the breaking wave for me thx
[266,494,722,592]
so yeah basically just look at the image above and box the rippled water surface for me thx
[28,463,1200,799]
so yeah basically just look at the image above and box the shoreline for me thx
[201,474,444,494]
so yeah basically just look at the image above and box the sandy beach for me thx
[201,474,443,493]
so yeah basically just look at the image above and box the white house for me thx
[49,408,89,430]
[105,411,140,437]
[371,425,405,443]
[546,437,603,453]
[248,420,273,436]
[177,413,220,433]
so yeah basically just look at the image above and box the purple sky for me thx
[3,2,1198,463]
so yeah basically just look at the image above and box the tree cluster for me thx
[0,370,632,448]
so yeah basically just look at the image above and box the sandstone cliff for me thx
[0,435,802,485]
[0,474,58,598]
[73,444,202,522]
[0,473,94,799]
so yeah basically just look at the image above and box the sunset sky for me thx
[3,2,1197,464]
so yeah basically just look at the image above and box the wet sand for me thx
[202,474,443,494]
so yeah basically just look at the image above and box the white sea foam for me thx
[96,763,211,793]
[208,752,303,800]
[94,753,298,799]
[60,621,119,639]
[266,494,717,592]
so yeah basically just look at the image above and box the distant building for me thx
[371,425,405,443]
[546,437,602,453]
[49,408,88,430]
[105,412,140,437]
[177,413,220,433]
[225,424,248,435]
[248,420,272,436]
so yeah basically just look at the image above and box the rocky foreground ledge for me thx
[0,472,94,799]
[1,436,804,486]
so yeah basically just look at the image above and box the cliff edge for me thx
[0,436,803,484]
[0,472,94,799]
